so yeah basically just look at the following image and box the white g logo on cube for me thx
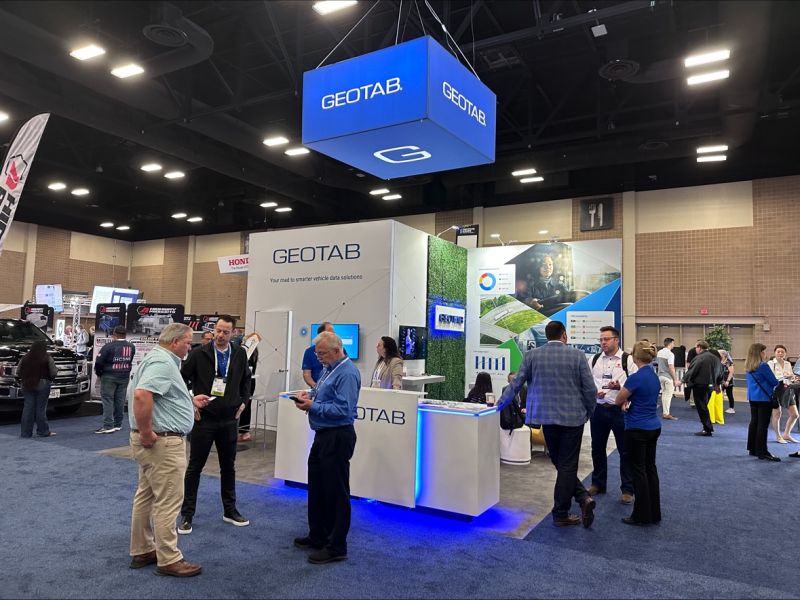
[373,145,432,164]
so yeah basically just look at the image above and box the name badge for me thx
[211,377,227,397]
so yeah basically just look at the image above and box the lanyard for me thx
[315,357,350,393]
[214,345,231,378]
[373,361,386,382]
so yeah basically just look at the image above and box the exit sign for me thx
[699,308,709,315]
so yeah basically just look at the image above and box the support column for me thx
[184,235,195,312]
[21,224,37,302]
[621,190,636,349]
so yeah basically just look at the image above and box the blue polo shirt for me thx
[302,345,324,383]
[308,356,360,431]
[622,367,661,430]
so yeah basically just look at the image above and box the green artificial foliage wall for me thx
[426,237,467,401]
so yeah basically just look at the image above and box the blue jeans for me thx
[21,379,51,437]
[100,376,128,429]
[590,404,633,494]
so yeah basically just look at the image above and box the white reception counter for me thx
[274,388,500,517]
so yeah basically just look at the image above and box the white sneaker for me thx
[725,408,735,414]
[112,426,122,432]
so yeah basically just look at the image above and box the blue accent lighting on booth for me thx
[302,36,496,179]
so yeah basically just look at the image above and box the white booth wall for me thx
[245,220,429,428]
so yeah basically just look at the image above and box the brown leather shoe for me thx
[553,514,581,527]
[580,497,596,528]
[621,493,634,505]
[129,550,157,569]
[587,485,603,496]
[156,559,202,577]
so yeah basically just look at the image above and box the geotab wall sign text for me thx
[302,36,496,179]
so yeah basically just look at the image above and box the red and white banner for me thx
[0,113,50,254]
[218,253,249,274]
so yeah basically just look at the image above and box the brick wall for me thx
[0,249,26,317]
[129,265,163,303]
[190,262,247,320]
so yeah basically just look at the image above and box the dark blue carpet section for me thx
[1,401,797,599]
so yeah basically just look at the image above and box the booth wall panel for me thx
[191,261,246,319]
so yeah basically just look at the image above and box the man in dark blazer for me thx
[178,314,251,534]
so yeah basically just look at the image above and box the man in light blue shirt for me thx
[128,323,210,578]
[499,320,597,528]
[293,332,360,564]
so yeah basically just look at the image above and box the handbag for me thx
[752,372,786,409]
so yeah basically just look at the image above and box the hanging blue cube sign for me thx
[302,36,496,180]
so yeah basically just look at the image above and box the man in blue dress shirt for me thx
[293,331,360,564]
[498,320,598,527]
[302,322,334,387]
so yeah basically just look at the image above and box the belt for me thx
[131,429,185,438]
[596,403,620,409]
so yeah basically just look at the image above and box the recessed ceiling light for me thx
[696,155,727,163]
[684,49,730,68]
[382,194,402,200]
[511,168,537,177]
[187,216,203,223]
[262,136,289,147]
[369,188,390,195]
[171,212,187,219]
[520,176,544,183]
[140,163,162,172]
[71,188,90,196]
[259,201,278,208]
[312,1,358,16]
[47,182,67,191]
[696,144,728,154]
[100,222,114,228]
[687,70,730,86]
[115,225,130,231]
[110,63,145,79]
[538,230,549,235]
[69,44,106,61]
[0,111,9,122]
[164,171,185,179]
[284,147,310,156]
[275,207,293,213]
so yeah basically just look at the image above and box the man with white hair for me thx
[292,331,360,564]
[128,323,210,577]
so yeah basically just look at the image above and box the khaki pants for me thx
[659,376,674,416]
[129,431,186,567]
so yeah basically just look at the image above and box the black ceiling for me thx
[0,0,798,241]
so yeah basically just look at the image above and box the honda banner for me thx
[0,113,50,254]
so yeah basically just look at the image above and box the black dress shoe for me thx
[294,536,325,550]
[694,431,713,437]
[749,451,757,456]
[308,548,347,564]
[621,516,650,526]
[552,514,581,527]
[789,451,800,458]
[580,497,595,529]
[758,454,781,462]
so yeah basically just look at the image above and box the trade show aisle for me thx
[0,401,796,599]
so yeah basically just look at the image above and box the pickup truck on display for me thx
[0,318,90,414]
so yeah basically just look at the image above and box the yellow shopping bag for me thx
[708,390,725,425]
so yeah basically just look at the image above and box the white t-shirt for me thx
[656,347,675,379]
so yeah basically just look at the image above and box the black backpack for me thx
[591,351,630,377]
[500,398,525,432]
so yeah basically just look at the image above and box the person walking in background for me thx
[719,350,736,414]
[613,341,662,526]
[94,325,136,434]
[745,343,782,462]
[588,326,636,505]
[498,320,597,528]
[656,338,680,421]
[465,371,493,404]
[128,323,210,577]
[767,345,798,444]
[370,336,404,390]
[19,340,58,439]
[74,324,89,357]
[292,332,360,564]
[683,341,718,436]
[684,340,702,408]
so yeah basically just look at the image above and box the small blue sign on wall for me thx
[302,36,496,180]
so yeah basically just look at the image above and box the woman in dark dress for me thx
[465,371,493,404]
[614,341,661,525]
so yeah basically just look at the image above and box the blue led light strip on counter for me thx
[416,406,499,417]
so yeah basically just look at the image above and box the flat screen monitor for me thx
[35,284,63,312]
[311,323,360,360]
[90,285,140,314]
[398,325,428,360]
